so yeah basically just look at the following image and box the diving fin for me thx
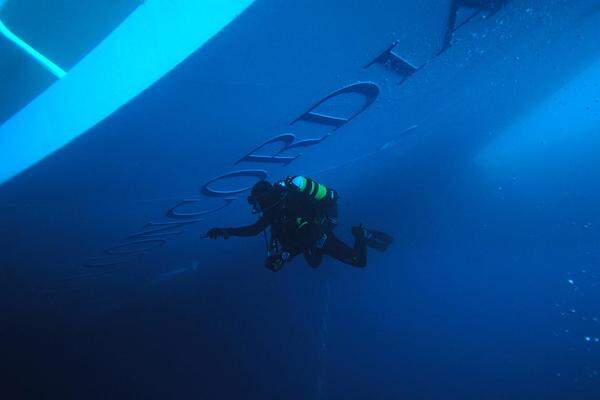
[365,229,394,252]
[352,224,394,252]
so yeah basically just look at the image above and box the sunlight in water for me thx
[0,19,66,78]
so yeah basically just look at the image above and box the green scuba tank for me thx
[282,176,338,202]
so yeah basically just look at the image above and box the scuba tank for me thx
[279,176,338,203]
[280,175,339,228]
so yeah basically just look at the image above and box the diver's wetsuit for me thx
[302,232,367,268]
[225,177,367,268]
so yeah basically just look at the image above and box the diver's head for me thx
[247,180,283,214]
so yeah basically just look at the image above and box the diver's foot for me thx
[351,224,373,241]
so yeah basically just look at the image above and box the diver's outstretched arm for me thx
[227,216,269,236]
[206,216,268,239]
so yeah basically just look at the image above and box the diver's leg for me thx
[322,231,367,268]
[324,201,338,227]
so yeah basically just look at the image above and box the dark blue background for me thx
[1,1,600,398]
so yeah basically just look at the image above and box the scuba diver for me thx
[205,176,393,271]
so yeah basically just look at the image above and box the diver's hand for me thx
[206,228,230,239]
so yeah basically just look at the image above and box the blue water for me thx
[1,1,600,398]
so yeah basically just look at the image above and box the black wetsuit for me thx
[226,187,367,268]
